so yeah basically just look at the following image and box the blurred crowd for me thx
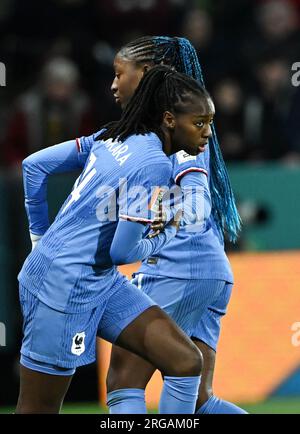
[1,0,300,167]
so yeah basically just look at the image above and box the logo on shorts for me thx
[71,332,86,356]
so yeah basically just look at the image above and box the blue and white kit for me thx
[19,131,177,374]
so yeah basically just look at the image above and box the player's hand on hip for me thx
[166,208,183,233]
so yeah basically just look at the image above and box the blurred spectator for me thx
[284,86,300,163]
[213,48,297,162]
[256,0,299,42]
[243,0,300,66]
[213,78,247,161]
[179,6,246,89]
[180,8,213,51]
[2,57,95,168]
[93,0,188,47]
[179,8,220,88]
[244,53,293,160]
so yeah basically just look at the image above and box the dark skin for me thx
[16,92,211,414]
[111,56,148,109]
[160,103,214,157]
[107,339,215,411]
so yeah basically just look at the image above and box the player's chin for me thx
[114,97,125,109]
[193,144,207,155]
[186,148,201,156]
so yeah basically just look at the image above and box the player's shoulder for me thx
[121,134,171,187]
[127,132,171,167]
[171,150,198,166]
[171,148,209,166]
[77,129,105,154]
[127,132,162,150]
[171,148,209,184]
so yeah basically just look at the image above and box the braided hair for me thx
[98,65,209,145]
[118,36,241,242]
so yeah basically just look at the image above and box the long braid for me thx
[173,37,241,242]
[119,35,241,242]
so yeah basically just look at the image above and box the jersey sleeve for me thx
[118,162,172,224]
[180,170,212,232]
[171,149,209,185]
[76,129,105,166]
[110,219,177,265]
[23,139,84,236]
[22,130,103,236]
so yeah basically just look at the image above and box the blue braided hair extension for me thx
[154,36,242,242]
[119,35,241,241]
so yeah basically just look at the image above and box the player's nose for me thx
[202,123,212,139]
[111,77,118,93]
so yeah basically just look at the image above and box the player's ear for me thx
[142,64,152,75]
[162,111,176,130]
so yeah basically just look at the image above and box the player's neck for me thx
[161,128,172,156]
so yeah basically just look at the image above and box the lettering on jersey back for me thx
[104,138,132,166]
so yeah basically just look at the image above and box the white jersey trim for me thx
[119,214,154,224]
[175,167,208,184]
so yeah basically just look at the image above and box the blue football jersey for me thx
[138,146,234,282]
[18,131,173,312]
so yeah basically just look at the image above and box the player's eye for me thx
[195,121,204,128]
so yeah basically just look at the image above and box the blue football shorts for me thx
[19,275,156,376]
[132,273,233,352]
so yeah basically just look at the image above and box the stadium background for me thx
[0,0,300,413]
